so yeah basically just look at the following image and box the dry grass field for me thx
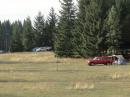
[0,52,130,97]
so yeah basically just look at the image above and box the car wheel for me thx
[104,63,108,65]
[88,64,92,66]
[88,63,94,66]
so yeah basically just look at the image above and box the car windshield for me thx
[93,57,101,60]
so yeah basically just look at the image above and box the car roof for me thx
[95,56,112,58]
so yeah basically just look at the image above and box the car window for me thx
[102,57,112,60]
[93,57,97,60]
[102,58,107,60]
[93,57,101,60]
[93,57,113,60]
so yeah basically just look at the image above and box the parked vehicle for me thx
[32,47,52,52]
[88,56,114,66]
[0,50,5,54]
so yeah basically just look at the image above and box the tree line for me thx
[55,0,130,57]
[0,8,57,52]
[0,0,130,57]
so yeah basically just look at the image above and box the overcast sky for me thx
[0,0,61,22]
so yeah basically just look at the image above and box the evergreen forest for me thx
[0,0,130,57]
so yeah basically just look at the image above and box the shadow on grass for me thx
[88,64,129,66]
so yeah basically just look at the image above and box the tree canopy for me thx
[0,0,130,57]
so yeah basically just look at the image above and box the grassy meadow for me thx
[0,52,130,97]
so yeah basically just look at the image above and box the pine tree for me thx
[118,0,130,49]
[11,21,23,52]
[34,12,45,47]
[86,0,105,56]
[105,5,121,54]
[47,7,57,49]
[2,20,12,52]
[55,0,76,56]
[0,21,3,50]
[23,17,34,51]
[74,0,112,57]
[72,0,90,57]
[76,0,106,57]
[43,21,50,46]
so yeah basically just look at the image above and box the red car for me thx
[88,56,114,66]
